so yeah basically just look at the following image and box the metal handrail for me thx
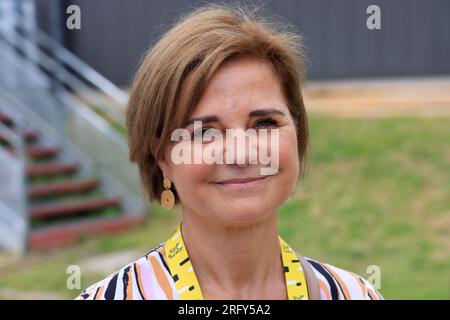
[0,84,145,213]
[21,27,129,107]
[0,46,146,214]
[0,29,144,202]
[0,28,126,127]
[4,8,129,109]
[0,102,29,253]
[0,6,147,252]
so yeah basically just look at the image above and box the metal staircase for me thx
[0,4,148,252]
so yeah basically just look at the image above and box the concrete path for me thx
[304,76,450,117]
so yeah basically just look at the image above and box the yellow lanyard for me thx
[164,223,309,300]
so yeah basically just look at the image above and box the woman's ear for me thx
[157,151,171,180]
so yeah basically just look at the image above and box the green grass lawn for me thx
[1,116,449,299]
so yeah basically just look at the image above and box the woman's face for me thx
[159,56,300,226]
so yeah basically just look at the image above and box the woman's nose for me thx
[223,130,259,166]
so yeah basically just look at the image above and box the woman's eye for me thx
[255,118,278,128]
[193,127,220,140]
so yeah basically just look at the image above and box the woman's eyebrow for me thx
[186,109,285,126]
[249,108,286,117]
[186,115,220,125]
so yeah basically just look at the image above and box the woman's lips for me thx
[214,176,269,190]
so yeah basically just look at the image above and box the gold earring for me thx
[161,177,175,210]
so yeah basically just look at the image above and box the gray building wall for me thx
[37,0,450,85]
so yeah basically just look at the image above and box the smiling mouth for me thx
[213,176,269,190]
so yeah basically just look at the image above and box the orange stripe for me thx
[367,287,377,300]
[148,255,173,300]
[351,272,379,300]
[94,284,105,300]
[134,262,147,299]
[156,245,165,256]
[350,272,366,298]
[323,264,351,300]
[319,279,331,300]
[126,267,134,300]
[375,289,384,300]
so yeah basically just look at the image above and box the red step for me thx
[7,145,59,158]
[0,129,37,144]
[31,196,121,219]
[24,129,38,142]
[28,178,98,198]
[0,113,13,127]
[27,162,79,178]
[28,215,145,250]
[26,145,59,158]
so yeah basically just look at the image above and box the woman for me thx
[76,4,383,300]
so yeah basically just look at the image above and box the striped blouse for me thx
[75,243,384,300]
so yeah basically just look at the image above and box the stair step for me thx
[7,145,60,158]
[24,129,39,142]
[0,129,37,144]
[27,162,79,178]
[26,145,59,158]
[0,113,13,127]
[28,178,99,198]
[28,215,145,250]
[31,196,121,219]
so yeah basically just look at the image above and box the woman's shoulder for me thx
[304,257,384,300]
[74,243,177,300]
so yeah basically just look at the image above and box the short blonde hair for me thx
[126,3,309,203]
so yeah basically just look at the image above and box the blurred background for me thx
[0,0,449,299]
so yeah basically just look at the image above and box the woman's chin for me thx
[212,204,277,227]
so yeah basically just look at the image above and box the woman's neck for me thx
[180,211,286,299]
